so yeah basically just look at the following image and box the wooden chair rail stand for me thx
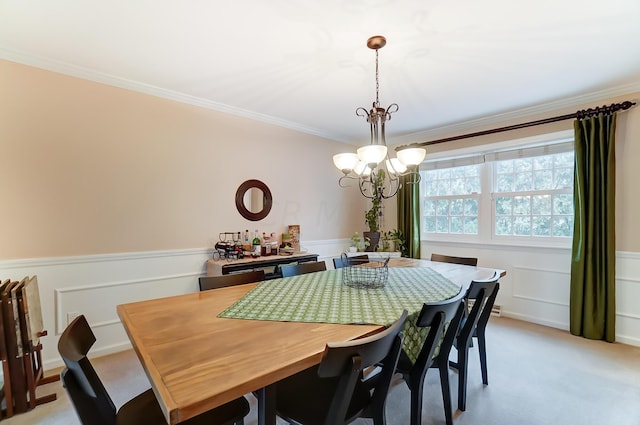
[0,276,57,419]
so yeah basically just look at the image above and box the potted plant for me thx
[381,230,396,252]
[350,232,370,252]
[382,229,408,256]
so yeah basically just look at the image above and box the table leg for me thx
[256,384,277,425]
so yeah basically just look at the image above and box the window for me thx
[422,165,481,235]
[493,152,574,237]
[420,136,574,245]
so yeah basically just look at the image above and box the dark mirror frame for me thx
[235,179,273,221]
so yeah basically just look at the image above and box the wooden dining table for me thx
[117,258,505,425]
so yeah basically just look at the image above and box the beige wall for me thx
[399,91,640,252]
[0,60,368,259]
[2,59,638,259]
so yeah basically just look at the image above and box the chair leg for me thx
[409,382,424,425]
[457,344,470,411]
[438,364,454,425]
[373,408,387,425]
[476,332,489,385]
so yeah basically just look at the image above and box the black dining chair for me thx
[58,315,250,425]
[395,292,466,425]
[280,260,327,278]
[431,253,479,323]
[332,254,370,269]
[450,272,500,411]
[431,253,478,267]
[199,270,265,291]
[274,310,408,425]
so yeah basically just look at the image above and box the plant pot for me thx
[363,231,380,252]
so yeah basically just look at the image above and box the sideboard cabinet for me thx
[206,253,319,280]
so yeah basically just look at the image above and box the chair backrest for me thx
[431,253,478,267]
[58,315,116,425]
[317,310,408,425]
[199,270,265,291]
[332,254,370,269]
[280,261,327,278]
[459,272,500,342]
[412,291,466,371]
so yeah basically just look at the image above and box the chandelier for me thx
[333,35,426,199]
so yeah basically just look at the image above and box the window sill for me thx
[422,237,572,252]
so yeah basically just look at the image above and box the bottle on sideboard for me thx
[261,232,270,256]
[252,230,261,257]
[270,232,278,255]
[243,229,250,252]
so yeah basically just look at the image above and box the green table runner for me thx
[218,267,461,363]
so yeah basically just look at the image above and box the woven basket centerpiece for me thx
[341,253,389,289]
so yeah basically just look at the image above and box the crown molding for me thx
[3,47,638,147]
[0,48,343,142]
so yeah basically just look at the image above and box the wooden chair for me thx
[449,272,500,411]
[430,253,478,267]
[332,254,369,269]
[395,292,466,425]
[199,270,265,291]
[58,315,250,425]
[280,261,327,278]
[274,310,407,425]
[0,279,13,418]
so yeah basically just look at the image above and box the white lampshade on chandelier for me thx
[333,35,426,199]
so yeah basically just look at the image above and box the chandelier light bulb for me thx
[333,153,359,173]
[397,147,427,166]
[354,161,372,176]
[386,158,408,175]
[357,145,387,167]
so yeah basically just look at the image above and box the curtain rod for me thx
[396,100,637,151]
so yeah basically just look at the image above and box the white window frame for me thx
[419,130,575,249]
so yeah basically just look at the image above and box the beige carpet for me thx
[6,317,640,425]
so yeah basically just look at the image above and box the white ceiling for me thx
[2,0,640,146]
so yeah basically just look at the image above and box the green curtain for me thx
[397,174,421,259]
[570,112,617,342]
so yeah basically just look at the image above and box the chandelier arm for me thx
[358,177,375,199]
[404,171,422,185]
[383,184,400,198]
[356,107,369,118]
[386,103,399,117]
[381,168,400,199]
[338,175,358,188]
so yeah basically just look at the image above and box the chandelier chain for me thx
[375,49,380,108]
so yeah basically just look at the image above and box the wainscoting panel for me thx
[54,273,199,334]
[423,241,640,346]
[0,248,213,369]
[615,252,640,345]
[304,238,350,263]
[509,266,571,329]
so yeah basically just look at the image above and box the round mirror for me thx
[243,188,264,214]
[235,179,272,221]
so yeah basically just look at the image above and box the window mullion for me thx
[478,161,493,242]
